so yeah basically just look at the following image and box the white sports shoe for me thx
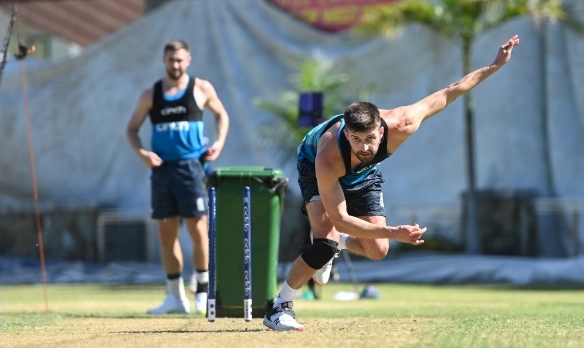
[147,294,190,315]
[195,292,207,315]
[263,301,305,331]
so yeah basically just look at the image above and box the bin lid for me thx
[212,166,284,178]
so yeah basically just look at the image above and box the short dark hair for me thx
[343,101,380,132]
[163,39,190,55]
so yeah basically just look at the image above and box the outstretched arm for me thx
[422,34,520,118]
[384,34,520,152]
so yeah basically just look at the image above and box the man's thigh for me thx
[305,199,387,234]
[305,199,339,241]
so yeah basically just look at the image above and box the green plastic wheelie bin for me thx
[208,166,288,318]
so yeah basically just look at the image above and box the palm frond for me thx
[529,0,584,33]
[253,52,378,163]
[357,0,584,39]
[358,0,444,37]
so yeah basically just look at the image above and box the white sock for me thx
[273,281,297,307]
[196,271,209,284]
[338,233,348,250]
[167,277,187,299]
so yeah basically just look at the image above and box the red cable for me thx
[19,58,49,312]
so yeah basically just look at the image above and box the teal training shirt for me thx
[297,115,343,163]
[297,114,390,186]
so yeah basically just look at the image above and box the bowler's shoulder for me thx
[379,107,406,130]
[317,124,342,160]
[316,141,345,179]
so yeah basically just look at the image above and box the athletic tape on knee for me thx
[301,238,339,270]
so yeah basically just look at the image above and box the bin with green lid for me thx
[208,166,288,318]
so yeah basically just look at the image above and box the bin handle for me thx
[252,176,289,196]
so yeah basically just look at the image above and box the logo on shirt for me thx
[160,105,187,116]
[155,121,190,132]
[354,163,376,174]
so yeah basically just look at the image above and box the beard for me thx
[353,149,376,163]
[166,68,184,80]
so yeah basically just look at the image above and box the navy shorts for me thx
[151,158,208,219]
[297,159,386,217]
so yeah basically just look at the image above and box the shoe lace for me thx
[279,301,293,309]
[277,301,296,318]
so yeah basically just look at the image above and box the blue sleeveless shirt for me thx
[149,77,207,161]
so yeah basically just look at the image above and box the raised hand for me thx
[492,34,520,68]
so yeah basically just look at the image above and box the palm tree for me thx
[254,51,376,163]
[357,0,583,253]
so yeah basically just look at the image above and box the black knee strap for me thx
[301,238,339,270]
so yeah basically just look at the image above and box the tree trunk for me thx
[462,37,481,254]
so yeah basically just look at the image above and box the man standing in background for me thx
[126,39,229,315]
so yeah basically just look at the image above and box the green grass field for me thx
[1,283,583,347]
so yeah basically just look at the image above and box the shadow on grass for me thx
[409,283,584,292]
[116,328,266,334]
[458,284,584,292]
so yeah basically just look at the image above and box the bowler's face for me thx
[163,48,191,80]
[344,126,383,163]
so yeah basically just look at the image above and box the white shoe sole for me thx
[263,318,305,332]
